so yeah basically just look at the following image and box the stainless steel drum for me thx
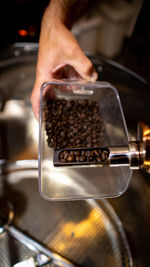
[0,162,132,267]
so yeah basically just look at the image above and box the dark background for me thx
[0,0,150,81]
[117,0,150,82]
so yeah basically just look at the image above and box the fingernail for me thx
[84,71,98,82]
[90,72,98,81]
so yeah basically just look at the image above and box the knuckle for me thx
[84,61,93,75]
[66,46,76,58]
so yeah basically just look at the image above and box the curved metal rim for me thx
[1,159,133,267]
[0,42,148,86]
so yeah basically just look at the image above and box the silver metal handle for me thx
[4,224,76,267]
[109,141,146,170]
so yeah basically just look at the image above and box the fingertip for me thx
[32,101,40,121]
[82,70,98,82]
[32,103,40,121]
[30,90,40,121]
[88,71,98,82]
[35,110,40,121]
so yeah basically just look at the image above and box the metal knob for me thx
[109,141,146,170]
[109,122,150,170]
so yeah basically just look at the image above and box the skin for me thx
[31,0,98,120]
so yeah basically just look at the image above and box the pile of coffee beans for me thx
[44,98,104,150]
[59,148,109,164]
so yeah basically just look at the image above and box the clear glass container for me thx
[39,80,132,201]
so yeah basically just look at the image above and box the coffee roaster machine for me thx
[0,43,150,266]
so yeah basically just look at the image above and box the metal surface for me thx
[109,146,130,167]
[13,254,53,267]
[0,43,150,266]
[0,199,14,233]
[0,162,132,267]
[5,226,76,267]
[137,122,150,172]
[0,200,76,267]
[108,141,146,170]
[128,142,143,170]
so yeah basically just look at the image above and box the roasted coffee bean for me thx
[101,151,109,161]
[76,139,81,144]
[94,150,99,156]
[62,141,67,147]
[80,155,86,162]
[46,121,52,128]
[66,102,72,110]
[97,156,101,163]
[60,131,65,138]
[69,115,74,120]
[85,150,90,157]
[76,155,80,162]
[93,138,97,143]
[59,153,64,160]
[67,154,75,162]
[73,128,78,134]
[78,125,82,131]
[92,133,96,138]
[86,136,91,143]
[58,148,109,164]
[64,152,69,161]
[87,143,92,147]
[76,144,82,147]
[90,150,94,157]
[98,149,102,155]
[60,158,66,163]
[45,98,104,150]
[89,156,94,162]
[74,151,80,156]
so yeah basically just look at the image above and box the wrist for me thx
[45,2,74,29]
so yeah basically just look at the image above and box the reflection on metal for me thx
[0,99,38,161]
[144,129,150,136]
[137,122,150,171]
[0,162,132,267]
[50,208,104,253]
[0,199,76,267]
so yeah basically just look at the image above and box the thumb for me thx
[31,78,42,120]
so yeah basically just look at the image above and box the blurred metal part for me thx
[0,199,76,267]
[4,225,76,267]
[36,254,50,266]
[110,140,146,170]
[13,254,59,267]
[13,257,35,267]
[0,161,132,267]
[0,91,5,112]
[109,146,129,167]
[128,141,145,170]
[0,198,14,233]
[137,121,150,173]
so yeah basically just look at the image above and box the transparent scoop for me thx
[39,80,132,200]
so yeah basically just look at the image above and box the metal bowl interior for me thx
[0,161,132,267]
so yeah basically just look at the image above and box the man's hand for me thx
[31,1,98,120]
